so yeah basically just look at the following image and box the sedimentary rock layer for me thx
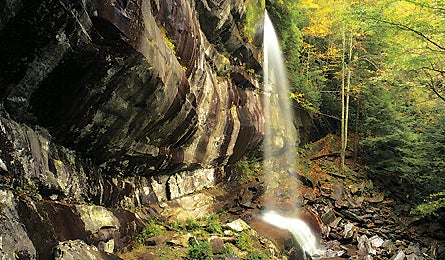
[1,0,263,178]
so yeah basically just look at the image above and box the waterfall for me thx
[262,10,321,257]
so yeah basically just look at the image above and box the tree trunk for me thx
[341,29,346,170]
[344,32,353,169]
[353,97,360,162]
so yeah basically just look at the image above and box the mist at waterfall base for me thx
[262,11,321,257]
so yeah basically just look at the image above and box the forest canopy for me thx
[265,0,445,217]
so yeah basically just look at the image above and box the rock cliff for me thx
[1,0,263,178]
[0,0,266,258]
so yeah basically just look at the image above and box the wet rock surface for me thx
[0,0,264,177]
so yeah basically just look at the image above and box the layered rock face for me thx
[0,0,267,205]
[1,0,263,177]
[0,0,266,258]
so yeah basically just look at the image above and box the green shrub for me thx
[249,249,269,260]
[135,218,166,246]
[189,238,213,260]
[234,158,264,180]
[242,0,265,43]
[204,214,223,235]
[186,218,200,230]
[236,231,256,253]
[411,191,445,218]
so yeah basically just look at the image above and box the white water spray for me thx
[262,10,321,257]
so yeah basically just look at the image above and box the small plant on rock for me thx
[188,237,213,260]
[135,218,166,246]
[204,214,223,235]
[235,230,270,260]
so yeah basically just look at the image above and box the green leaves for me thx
[266,0,445,215]
[360,78,445,209]
[411,192,445,218]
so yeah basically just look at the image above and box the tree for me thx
[267,0,445,215]
[340,30,354,169]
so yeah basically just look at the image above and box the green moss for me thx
[135,218,166,246]
[157,25,176,56]
[248,249,269,260]
[234,158,264,180]
[162,33,176,55]
[202,214,223,235]
[189,238,213,260]
[236,230,255,252]
[235,230,269,260]
[123,215,274,259]
[169,220,183,231]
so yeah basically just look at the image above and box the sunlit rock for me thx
[53,240,116,260]
[167,168,216,199]
[226,218,251,232]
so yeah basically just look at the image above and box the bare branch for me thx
[420,66,445,74]
[405,0,445,12]
[420,68,445,102]
[367,18,445,51]
[430,86,445,102]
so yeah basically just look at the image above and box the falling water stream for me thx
[262,10,321,258]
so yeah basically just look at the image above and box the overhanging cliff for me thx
[1,0,263,176]
[0,0,265,258]
[0,0,269,203]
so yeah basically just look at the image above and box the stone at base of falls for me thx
[225,219,251,232]
[53,240,122,260]
[393,249,406,260]
[261,211,320,257]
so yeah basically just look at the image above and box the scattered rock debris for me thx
[119,135,445,259]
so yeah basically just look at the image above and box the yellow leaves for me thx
[54,160,64,167]
[384,1,420,20]
[383,0,443,30]
[299,0,320,9]
[326,45,341,58]
[304,15,334,37]
[299,0,348,37]
[290,92,313,109]
[301,0,337,37]
[290,92,304,100]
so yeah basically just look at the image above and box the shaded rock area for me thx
[0,0,264,176]
[0,189,146,259]
[0,116,220,208]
